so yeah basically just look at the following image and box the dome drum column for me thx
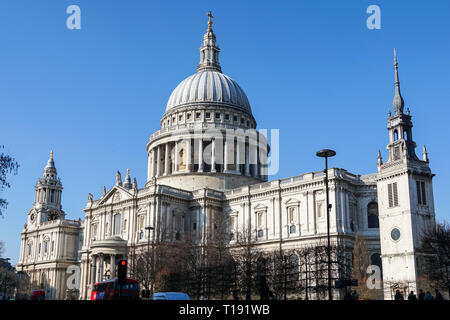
[164,143,169,176]
[211,138,216,173]
[156,145,161,178]
[224,139,230,173]
[198,139,204,172]
[186,138,192,173]
[174,141,179,173]
[245,140,250,176]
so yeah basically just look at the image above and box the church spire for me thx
[197,11,222,73]
[392,48,405,115]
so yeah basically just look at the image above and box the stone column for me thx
[98,254,104,282]
[236,139,241,174]
[186,138,191,172]
[174,141,179,173]
[164,143,169,176]
[245,141,250,176]
[198,139,204,172]
[211,139,216,173]
[224,139,229,173]
[156,145,161,177]
[90,256,96,286]
[94,255,100,283]
[253,142,258,178]
[110,254,116,279]
[151,149,156,178]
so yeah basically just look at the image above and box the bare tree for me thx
[0,146,19,217]
[266,248,299,300]
[230,228,262,300]
[420,222,450,298]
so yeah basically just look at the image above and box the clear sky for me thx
[1,0,449,264]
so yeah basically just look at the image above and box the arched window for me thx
[113,213,122,235]
[289,254,299,269]
[394,130,399,141]
[370,253,382,275]
[403,130,408,140]
[367,202,379,228]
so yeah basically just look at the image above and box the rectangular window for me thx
[257,212,263,227]
[394,146,401,160]
[317,202,323,218]
[114,214,122,235]
[289,207,296,223]
[196,112,201,119]
[417,181,427,205]
[215,112,221,119]
[205,112,210,119]
[388,182,399,208]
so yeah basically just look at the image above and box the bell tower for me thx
[376,50,436,299]
[30,151,65,225]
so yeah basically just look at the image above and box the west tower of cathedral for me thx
[17,152,81,300]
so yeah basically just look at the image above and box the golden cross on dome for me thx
[207,11,213,29]
[50,150,53,160]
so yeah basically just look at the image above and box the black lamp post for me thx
[316,149,336,301]
[145,226,154,299]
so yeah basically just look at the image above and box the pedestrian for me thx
[418,289,425,301]
[407,291,417,301]
[394,290,404,300]
[435,289,443,301]
[351,290,359,300]
[344,291,353,300]
[424,291,433,300]
[268,291,277,301]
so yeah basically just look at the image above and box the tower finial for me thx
[392,48,405,115]
[207,10,213,31]
[423,145,429,162]
[377,149,383,166]
[50,150,53,160]
[197,11,222,73]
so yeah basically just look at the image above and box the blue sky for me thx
[1,0,449,264]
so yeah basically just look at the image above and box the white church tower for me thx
[17,152,82,300]
[376,50,436,299]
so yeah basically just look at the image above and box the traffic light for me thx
[117,259,127,286]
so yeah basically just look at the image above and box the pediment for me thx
[98,186,133,206]
[285,198,300,206]
[253,203,268,211]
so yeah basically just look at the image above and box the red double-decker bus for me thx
[90,278,139,300]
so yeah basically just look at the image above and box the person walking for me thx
[424,291,433,300]
[418,289,425,301]
[407,291,417,301]
[394,290,404,300]
[434,289,444,300]
[351,290,360,300]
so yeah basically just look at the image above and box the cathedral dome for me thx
[165,70,252,114]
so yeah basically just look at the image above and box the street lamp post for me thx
[145,226,154,299]
[316,149,336,301]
